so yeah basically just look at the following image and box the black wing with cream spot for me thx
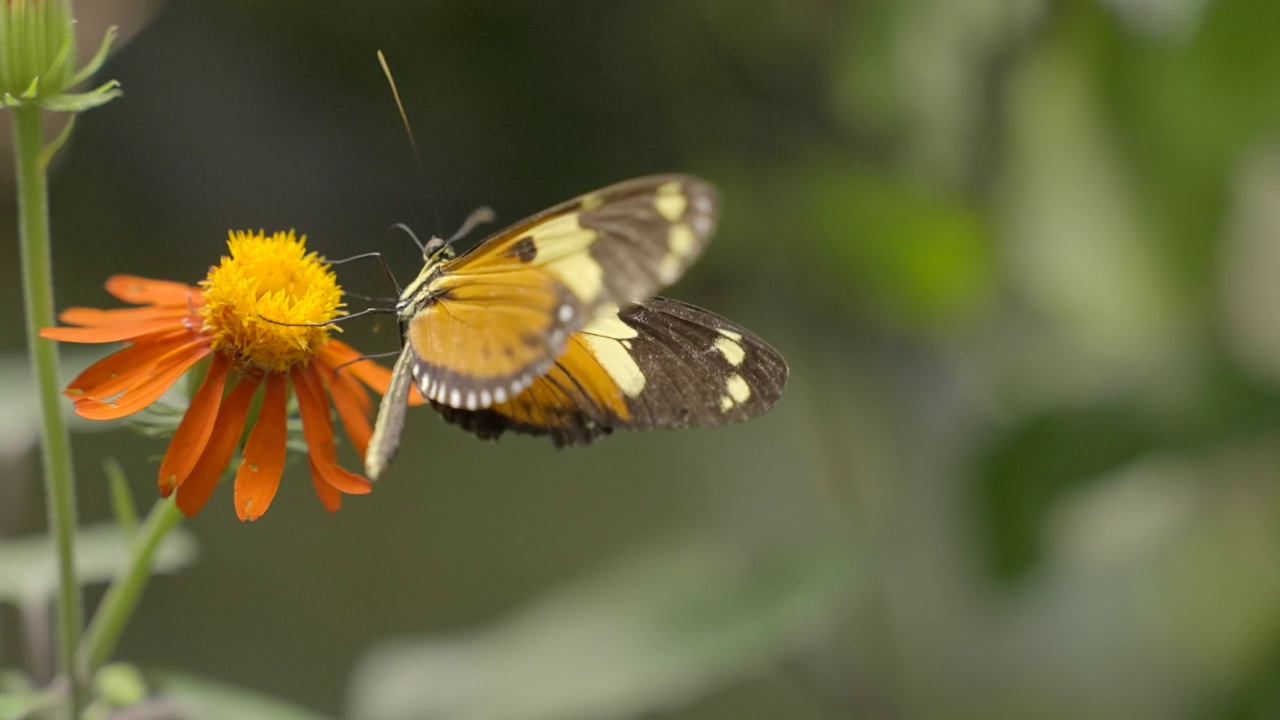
[430,297,789,446]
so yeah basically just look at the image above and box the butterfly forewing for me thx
[404,175,719,412]
[430,297,789,446]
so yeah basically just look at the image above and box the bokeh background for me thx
[5,1,1280,718]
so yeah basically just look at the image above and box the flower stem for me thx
[78,497,184,677]
[11,104,84,716]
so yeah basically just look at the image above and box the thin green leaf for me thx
[37,80,121,112]
[38,114,74,167]
[67,26,117,87]
[40,35,71,86]
[103,459,139,539]
[348,537,850,720]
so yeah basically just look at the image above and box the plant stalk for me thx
[12,104,83,716]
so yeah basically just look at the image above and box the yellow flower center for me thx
[200,230,345,373]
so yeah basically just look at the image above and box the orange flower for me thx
[40,230,402,521]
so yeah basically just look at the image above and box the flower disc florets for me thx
[200,230,344,373]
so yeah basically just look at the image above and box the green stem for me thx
[78,497,183,676]
[11,104,83,716]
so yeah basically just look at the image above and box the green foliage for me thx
[978,401,1161,580]
[149,672,338,720]
[0,523,196,605]
[0,691,49,720]
[793,161,992,330]
[347,539,849,720]
[0,351,114,462]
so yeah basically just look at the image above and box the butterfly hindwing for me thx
[403,175,719,412]
[430,297,789,446]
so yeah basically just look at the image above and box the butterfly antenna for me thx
[378,50,442,237]
[328,248,404,299]
[333,349,403,374]
[446,206,497,249]
[387,222,426,254]
[258,307,398,329]
[343,291,399,304]
[329,251,391,266]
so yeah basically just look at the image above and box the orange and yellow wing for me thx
[405,174,719,411]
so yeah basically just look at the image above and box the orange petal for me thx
[75,343,212,420]
[40,317,192,344]
[105,275,199,307]
[318,355,372,415]
[64,331,196,400]
[173,375,261,516]
[317,359,373,458]
[157,354,231,495]
[292,364,372,495]
[308,457,342,512]
[314,340,384,386]
[318,462,371,495]
[319,341,427,406]
[233,373,289,521]
[291,364,334,451]
[59,306,192,327]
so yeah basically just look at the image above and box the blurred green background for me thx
[7,0,1280,718]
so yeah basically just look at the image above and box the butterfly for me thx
[365,174,789,480]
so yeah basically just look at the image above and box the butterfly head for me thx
[422,235,456,263]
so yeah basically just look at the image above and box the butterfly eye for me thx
[422,236,446,259]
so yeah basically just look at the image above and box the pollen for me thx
[200,230,345,373]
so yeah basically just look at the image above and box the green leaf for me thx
[1219,140,1280,387]
[18,77,38,100]
[150,671,337,720]
[37,80,122,113]
[39,114,75,167]
[93,663,147,709]
[103,459,139,540]
[778,159,994,333]
[348,538,850,720]
[0,351,120,462]
[67,26,118,87]
[0,690,50,720]
[976,402,1158,581]
[0,522,197,604]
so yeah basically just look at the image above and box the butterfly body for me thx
[366,175,788,480]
